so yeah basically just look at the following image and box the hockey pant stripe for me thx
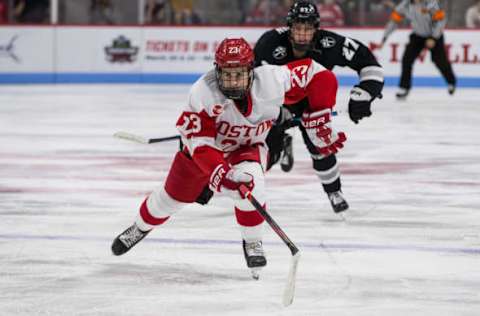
[136,186,188,230]
[235,207,265,227]
[235,207,265,242]
[139,199,169,226]
[313,155,340,185]
[315,163,340,184]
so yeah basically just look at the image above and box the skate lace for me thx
[283,136,293,155]
[119,225,144,247]
[281,152,290,164]
[328,191,345,205]
[281,137,293,164]
[245,241,264,257]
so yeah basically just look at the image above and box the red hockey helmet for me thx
[215,38,254,69]
[214,38,254,100]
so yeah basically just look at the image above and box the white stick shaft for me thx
[282,252,301,307]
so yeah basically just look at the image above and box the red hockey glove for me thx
[301,109,347,158]
[317,131,347,156]
[209,163,254,199]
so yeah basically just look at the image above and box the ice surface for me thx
[0,84,479,315]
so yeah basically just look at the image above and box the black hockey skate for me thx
[395,88,409,99]
[111,223,150,256]
[327,191,349,213]
[242,240,267,280]
[280,134,294,172]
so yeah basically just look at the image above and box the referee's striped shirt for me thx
[383,0,447,40]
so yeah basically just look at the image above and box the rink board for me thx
[0,26,479,86]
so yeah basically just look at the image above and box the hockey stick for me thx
[238,185,301,307]
[113,111,337,145]
[114,131,180,144]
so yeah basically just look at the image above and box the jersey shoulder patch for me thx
[272,46,288,60]
[255,30,289,65]
[316,30,342,49]
[319,36,337,49]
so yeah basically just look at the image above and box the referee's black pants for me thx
[399,33,456,90]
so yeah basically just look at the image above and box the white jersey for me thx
[175,60,333,156]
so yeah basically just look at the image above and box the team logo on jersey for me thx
[320,37,336,48]
[273,46,287,60]
[212,104,224,116]
[290,65,309,88]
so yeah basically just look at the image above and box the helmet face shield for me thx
[290,22,316,51]
[214,38,254,100]
[216,66,252,100]
[286,0,319,52]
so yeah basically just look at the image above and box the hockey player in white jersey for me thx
[111,38,346,277]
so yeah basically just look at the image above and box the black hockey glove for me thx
[348,86,374,124]
[275,107,301,131]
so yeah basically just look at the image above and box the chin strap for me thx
[289,31,314,53]
[292,42,312,52]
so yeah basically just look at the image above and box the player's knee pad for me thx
[233,162,265,210]
[233,162,266,241]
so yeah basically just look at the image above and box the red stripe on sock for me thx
[235,207,265,227]
[140,198,169,226]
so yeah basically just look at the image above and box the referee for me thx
[381,0,456,99]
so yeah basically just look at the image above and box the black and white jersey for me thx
[254,27,384,98]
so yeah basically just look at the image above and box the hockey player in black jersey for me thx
[255,0,384,213]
